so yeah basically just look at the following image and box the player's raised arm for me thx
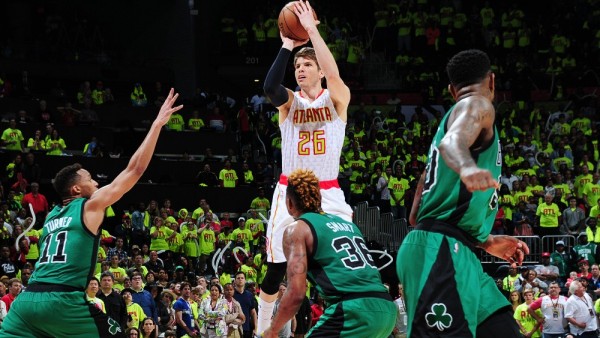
[263,33,307,123]
[293,1,349,119]
[84,89,183,233]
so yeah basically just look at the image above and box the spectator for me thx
[198,283,227,337]
[233,272,257,338]
[131,83,148,107]
[527,282,568,337]
[1,279,21,312]
[564,280,597,337]
[0,246,17,278]
[56,101,80,127]
[207,106,226,132]
[131,271,158,323]
[45,129,67,155]
[584,216,600,244]
[249,187,270,220]
[20,182,48,222]
[97,271,128,329]
[166,109,184,131]
[122,287,146,330]
[535,252,560,283]
[1,119,24,152]
[513,289,541,338]
[26,129,45,152]
[92,81,107,105]
[550,240,572,287]
[219,160,238,188]
[536,193,562,237]
[196,164,219,188]
[187,110,205,131]
[108,255,127,291]
[561,196,584,236]
[573,234,600,266]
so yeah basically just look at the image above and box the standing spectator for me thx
[536,193,562,237]
[239,162,254,187]
[92,81,107,105]
[198,283,228,337]
[131,202,148,248]
[513,289,541,338]
[97,271,128,330]
[564,280,597,337]
[563,196,586,235]
[550,240,572,287]
[573,234,600,266]
[223,283,245,338]
[174,282,199,337]
[271,282,295,338]
[1,119,24,152]
[196,164,219,188]
[250,188,270,220]
[26,129,45,152]
[527,282,568,337]
[233,272,257,338]
[586,218,600,245]
[1,279,21,312]
[131,271,158,323]
[107,237,129,266]
[20,182,48,222]
[45,129,66,155]
[219,161,238,188]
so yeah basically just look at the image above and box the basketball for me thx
[278,1,318,41]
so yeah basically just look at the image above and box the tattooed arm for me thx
[438,96,498,193]
[263,220,312,338]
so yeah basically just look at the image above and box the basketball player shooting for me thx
[259,0,354,335]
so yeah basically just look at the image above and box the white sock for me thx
[257,298,276,334]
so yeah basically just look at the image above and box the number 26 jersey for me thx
[280,89,346,181]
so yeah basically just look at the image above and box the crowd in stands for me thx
[0,0,599,336]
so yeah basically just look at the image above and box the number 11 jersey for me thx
[30,198,100,289]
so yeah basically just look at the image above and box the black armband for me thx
[263,48,292,107]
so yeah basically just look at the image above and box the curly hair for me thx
[52,163,82,200]
[446,49,491,89]
[286,169,322,213]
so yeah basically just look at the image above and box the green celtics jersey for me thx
[30,198,100,289]
[417,106,502,242]
[301,212,387,304]
[573,243,597,265]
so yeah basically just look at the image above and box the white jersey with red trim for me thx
[280,89,345,181]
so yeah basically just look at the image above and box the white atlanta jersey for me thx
[267,89,352,263]
[280,89,345,181]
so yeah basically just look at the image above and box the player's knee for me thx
[261,262,287,295]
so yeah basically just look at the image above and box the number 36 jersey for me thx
[300,212,388,304]
[417,106,502,243]
[30,198,100,289]
[281,89,345,181]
